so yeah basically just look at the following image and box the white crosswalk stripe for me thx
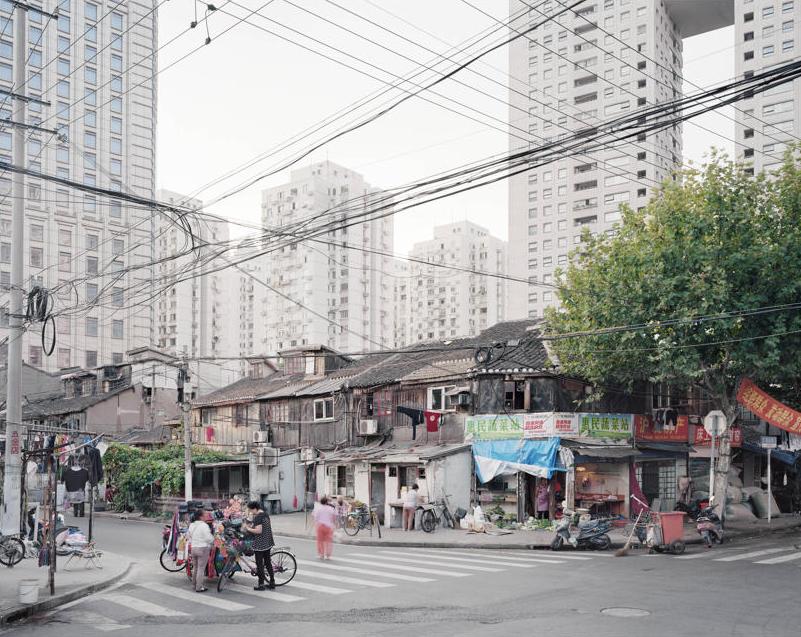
[295,558,435,582]
[285,580,352,595]
[145,581,253,611]
[513,551,595,561]
[225,581,307,602]
[98,592,188,617]
[299,567,396,588]
[714,548,789,562]
[404,549,538,568]
[367,552,505,572]
[673,551,719,560]
[411,549,567,564]
[333,556,471,577]
[754,551,801,564]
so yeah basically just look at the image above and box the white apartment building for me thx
[0,0,157,371]
[154,191,238,385]
[232,253,267,377]
[507,0,733,319]
[735,0,800,173]
[395,221,507,345]
[261,161,394,354]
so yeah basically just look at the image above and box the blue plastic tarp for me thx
[473,437,563,483]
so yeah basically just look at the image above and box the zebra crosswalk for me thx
[48,545,591,632]
[43,540,801,632]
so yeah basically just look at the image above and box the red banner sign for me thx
[634,414,690,443]
[692,425,742,447]
[736,378,801,434]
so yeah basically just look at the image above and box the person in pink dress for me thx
[313,495,337,560]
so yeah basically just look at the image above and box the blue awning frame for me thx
[742,441,801,467]
[472,437,564,483]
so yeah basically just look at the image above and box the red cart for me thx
[647,511,686,555]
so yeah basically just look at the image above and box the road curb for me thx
[0,560,134,627]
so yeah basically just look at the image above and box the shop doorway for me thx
[370,467,386,524]
[524,473,565,520]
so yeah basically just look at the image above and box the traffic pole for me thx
[767,448,772,524]
[709,430,716,504]
[1,2,27,538]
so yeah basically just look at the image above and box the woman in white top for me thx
[402,484,419,531]
[187,510,214,592]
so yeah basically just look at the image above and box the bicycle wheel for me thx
[271,550,297,586]
[442,508,455,529]
[217,558,235,592]
[343,514,360,536]
[420,510,436,533]
[0,537,25,567]
[160,548,186,572]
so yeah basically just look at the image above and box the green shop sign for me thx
[465,414,524,440]
[578,413,633,439]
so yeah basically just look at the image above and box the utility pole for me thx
[178,361,192,502]
[1,2,27,537]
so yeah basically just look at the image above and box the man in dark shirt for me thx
[244,501,275,590]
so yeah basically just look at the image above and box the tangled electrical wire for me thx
[24,286,56,356]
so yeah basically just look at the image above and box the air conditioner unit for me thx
[358,419,378,436]
[252,430,269,444]
[257,446,279,467]
[300,447,316,463]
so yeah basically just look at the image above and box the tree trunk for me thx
[711,400,739,523]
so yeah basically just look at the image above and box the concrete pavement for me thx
[3,523,800,636]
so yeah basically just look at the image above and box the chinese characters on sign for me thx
[693,425,743,447]
[634,414,690,443]
[578,413,633,439]
[522,413,579,438]
[10,431,20,455]
[736,378,801,434]
[465,414,524,440]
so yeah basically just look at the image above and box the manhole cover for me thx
[601,608,651,618]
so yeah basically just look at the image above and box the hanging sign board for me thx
[693,425,743,447]
[465,414,524,441]
[578,413,633,440]
[634,414,690,443]
[760,436,777,449]
[736,378,801,434]
[523,413,579,438]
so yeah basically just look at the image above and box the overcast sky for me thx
[156,1,734,254]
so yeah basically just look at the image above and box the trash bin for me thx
[19,580,39,604]
[658,511,686,544]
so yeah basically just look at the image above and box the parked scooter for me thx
[551,511,613,551]
[696,501,724,548]
[674,499,705,521]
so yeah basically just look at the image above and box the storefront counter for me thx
[576,493,625,517]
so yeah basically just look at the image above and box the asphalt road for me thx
[3,515,801,636]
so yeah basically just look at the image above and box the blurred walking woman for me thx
[244,500,276,590]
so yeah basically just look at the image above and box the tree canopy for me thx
[547,151,801,410]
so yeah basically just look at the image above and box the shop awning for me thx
[742,441,800,467]
[473,437,562,483]
[636,442,695,455]
[193,460,249,469]
[574,447,643,462]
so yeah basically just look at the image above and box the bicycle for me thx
[0,533,25,567]
[343,506,382,538]
[217,541,297,593]
[159,523,187,572]
[420,495,456,533]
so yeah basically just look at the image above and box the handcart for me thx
[646,511,686,555]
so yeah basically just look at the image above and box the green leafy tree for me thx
[547,151,801,514]
[104,443,231,513]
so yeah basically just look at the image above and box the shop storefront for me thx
[633,415,693,510]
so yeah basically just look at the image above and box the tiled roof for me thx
[22,384,134,419]
[399,357,475,383]
[193,372,306,407]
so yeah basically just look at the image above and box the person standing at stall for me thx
[244,501,275,590]
[403,484,419,531]
[536,482,550,520]
[187,510,213,593]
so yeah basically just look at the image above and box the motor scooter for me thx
[696,501,724,548]
[551,511,613,551]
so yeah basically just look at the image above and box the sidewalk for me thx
[0,550,133,626]
[94,508,801,549]
[268,511,801,549]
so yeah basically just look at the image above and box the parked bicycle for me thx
[419,495,456,533]
[159,523,187,572]
[0,533,25,567]
[216,523,297,593]
[344,505,382,538]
